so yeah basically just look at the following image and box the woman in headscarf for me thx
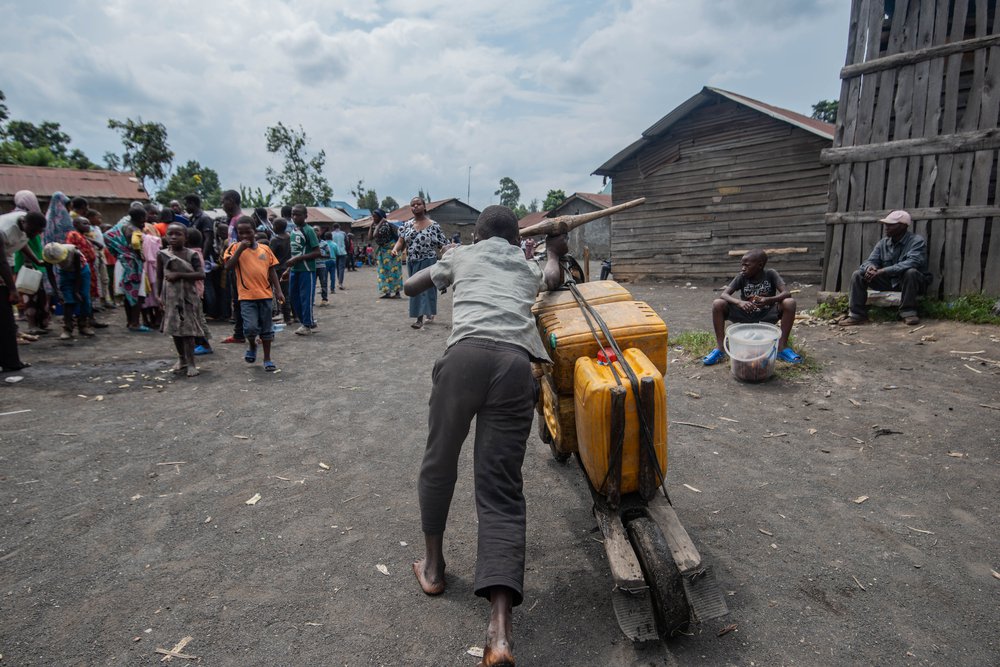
[392,196,448,328]
[367,208,402,299]
[44,192,74,244]
[9,191,53,335]
[103,205,148,331]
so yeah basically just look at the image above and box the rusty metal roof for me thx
[517,211,548,230]
[0,164,150,201]
[595,86,834,175]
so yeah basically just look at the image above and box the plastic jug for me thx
[15,267,43,295]
[724,323,780,382]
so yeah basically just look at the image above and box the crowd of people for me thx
[0,190,451,374]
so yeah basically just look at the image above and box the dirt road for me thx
[1,267,998,666]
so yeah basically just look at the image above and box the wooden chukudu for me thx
[531,206,729,642]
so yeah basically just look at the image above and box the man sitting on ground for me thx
[703,249,800,365]
[839,209,930,326]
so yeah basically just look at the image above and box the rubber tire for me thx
[626,516,691,637]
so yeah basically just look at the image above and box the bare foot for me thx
[171,361,187,373]
[186,366,200,377]
[412,558,445,595]
[479,589,514,666]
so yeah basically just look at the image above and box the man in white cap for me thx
[840,209,930,326]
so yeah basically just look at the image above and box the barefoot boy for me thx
[703,249,800,365]
[223,217,284,371]
[404,205,566,667]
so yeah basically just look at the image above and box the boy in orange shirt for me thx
[223,217,284,371]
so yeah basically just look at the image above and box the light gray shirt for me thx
[430,236,550,362]
[0,211,29,267]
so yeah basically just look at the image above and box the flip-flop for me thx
[702,348,725,366]
[244,349,257,363]
[778,347,802,364]
[263,361,277,372]
[128,325,151,333]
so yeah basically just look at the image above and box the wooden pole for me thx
[519,197,645,237]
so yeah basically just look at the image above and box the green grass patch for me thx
[670,331,716,359]
[670,329,821,378]
[808,293,1000,325]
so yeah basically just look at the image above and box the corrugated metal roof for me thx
[0,164,150,201]
[595,86,834,175]
[517,211,548,230]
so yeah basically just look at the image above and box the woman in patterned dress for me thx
[392,197,448,329]
[368,208,402,299]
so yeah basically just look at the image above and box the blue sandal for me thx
[702,348,725,366]
[244,348,257,363]
[777,347,802,364]
[263,361,277,372]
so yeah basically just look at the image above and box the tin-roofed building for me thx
[0,165,149,223]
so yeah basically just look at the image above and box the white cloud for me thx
[2,0,849,208]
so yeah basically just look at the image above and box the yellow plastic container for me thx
[532,280,632,316]
[539,374,578,454]
[538,300,668,395]
[574,348,667,495]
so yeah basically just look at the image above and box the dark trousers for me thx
[849,267,927,319]
[278,279,292,322]
[335,255,348,284]
[419,338,537,606]
[228,269,244,340]
[0,285,23,371]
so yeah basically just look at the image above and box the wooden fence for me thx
[822,0,1000,297]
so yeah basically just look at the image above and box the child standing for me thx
[42,241,95,340]
[223,217,284,371]
[185,227,213,356]
[404,205,566,667]
[156,223,207,377]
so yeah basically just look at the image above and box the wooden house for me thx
[594,87,834,282]
[353,198,480,244]
[822,0,1000,297]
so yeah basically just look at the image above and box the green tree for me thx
[494,177,520,209]
[512,203,529,219]
[107,117,174,191]
[380,196,399,212]
[417,188,431,202]
[351,179,379,211]
[6,120,71,157]
[528,198,539,213]
[811,100,838,124]
[239,185,274,209]
[102,152,120,170]
[264,122,333,206]
[542,189,566,211]
[0,90,8,128]
[156,160,223,207]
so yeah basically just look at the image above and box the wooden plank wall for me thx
[610,100,831,283]
[823,0,1000,296]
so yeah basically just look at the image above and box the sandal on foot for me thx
[263,360,277,372]
[128,325,152,333]
[411,319,424,330]
[702,348,725,366]
[244,349,257,363]
[777,347,802,364]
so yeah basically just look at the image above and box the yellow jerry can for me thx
[573,348,668,496]
[532,280,633,316]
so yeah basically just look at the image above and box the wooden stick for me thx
[728,247,808,256]
[158,636,194,662]
[670,421,716,430]
[519,197,645,237]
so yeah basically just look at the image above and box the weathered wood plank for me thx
[904,1,937,213]
[884,0,919,216]
[820,127,1000,164]
[826,206,1000,223]
[928,0,970,296]
[593,505,646,589]
[646,496,702,573]
[840,32,1000,79]
[984,215,1000,295]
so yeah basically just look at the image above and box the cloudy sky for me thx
[2,0,849,210]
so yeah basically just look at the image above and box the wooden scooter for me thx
[529,201,728,641]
